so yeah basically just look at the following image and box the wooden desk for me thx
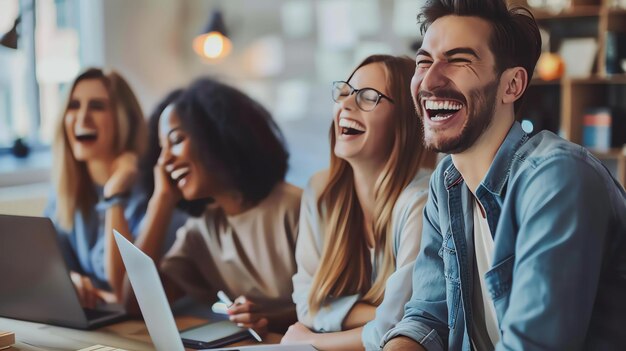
[0,316,281,351]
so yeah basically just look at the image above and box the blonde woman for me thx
[45,68,149,308]
[281,55,437,350]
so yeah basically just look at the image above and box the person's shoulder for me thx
[299,169,329,201]
[308,170,329,192]
[243,181,301,218]
[268,181,303,212]
[519,131,586,161]
[391,169,433,221]
[407,168,434,191]
[515,131,606,179]
[275,181,303,199]
[397,169,432,204]
[185,206,214,229]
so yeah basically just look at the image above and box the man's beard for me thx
[418,80,499,154]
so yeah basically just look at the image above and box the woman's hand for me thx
[281,322,317,344]
[152,162,181,206]
[69,271,104,309]
[104,152,138,198]
[227,296,269,336]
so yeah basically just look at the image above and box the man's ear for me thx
[501,67,528,105]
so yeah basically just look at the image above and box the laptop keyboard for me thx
[84,308,116,320]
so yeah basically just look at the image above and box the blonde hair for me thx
[52,68,147,230]
[309,55,437,313]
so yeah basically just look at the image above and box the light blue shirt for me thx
[45,184,184,290]
[292,169,431,350]
[382,122,626,350]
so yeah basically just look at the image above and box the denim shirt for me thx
[381,122,626,351]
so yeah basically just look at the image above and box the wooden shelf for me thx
[519,0,626,187]
[530,78,561,86]
[533,5,602,20]
[607,8,626,16]
[531,75,626,85]
[568,75,626,84]
[591,148,626,159]
[592,147,626,187]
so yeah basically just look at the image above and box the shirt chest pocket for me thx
[439,232,460,283]
[484,254,515,322]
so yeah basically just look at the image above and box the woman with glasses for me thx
[281,55,437,350]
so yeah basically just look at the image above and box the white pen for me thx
[217,290,263,342]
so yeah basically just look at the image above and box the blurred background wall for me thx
[5,0,622,216]
[0,0,425,196]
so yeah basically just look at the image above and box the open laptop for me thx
[114,230,317,351]
[114,230,250,349]
[0,214,126,329]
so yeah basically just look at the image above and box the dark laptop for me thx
[0,214,126,329]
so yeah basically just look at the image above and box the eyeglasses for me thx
[331,81,394,112]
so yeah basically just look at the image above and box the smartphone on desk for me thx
[180,320,251,349]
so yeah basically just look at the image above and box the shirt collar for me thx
[444,121,528,196]
[479,121,528,197]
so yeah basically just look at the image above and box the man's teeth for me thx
[170,167,190,181]
[338,118,365,132]
[424,100,462,111]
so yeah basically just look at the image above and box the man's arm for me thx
[496,156,611,350]
[384,336,427,351]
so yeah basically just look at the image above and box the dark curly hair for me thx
[140,88,209,216]
[172,78,289,215]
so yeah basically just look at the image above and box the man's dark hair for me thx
[419,0,542,113]
[174,78,289,214]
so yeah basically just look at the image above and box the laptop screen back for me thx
[0,214,89,328]
[114,230,186,351]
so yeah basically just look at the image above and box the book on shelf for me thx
[583,108,612,152]
[0,331,15,350]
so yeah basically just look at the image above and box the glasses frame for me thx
[331,81,394,112]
